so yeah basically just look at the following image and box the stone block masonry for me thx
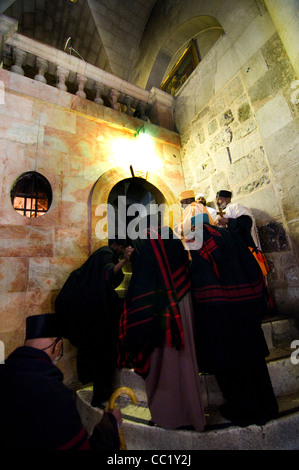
[175,30,299,315]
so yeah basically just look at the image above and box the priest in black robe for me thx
[0,314,121,450]
[189,220,278,427]
[55,240,134,406]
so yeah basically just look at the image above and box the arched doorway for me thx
[89,166,181,254]
[107,177,166,241]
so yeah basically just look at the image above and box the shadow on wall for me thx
[252,209,299,318]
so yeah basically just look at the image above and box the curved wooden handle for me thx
[107,387,137,451]
[108,386,137,410]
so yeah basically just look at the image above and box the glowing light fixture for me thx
[134,124,146,138]
[111,125,162,179]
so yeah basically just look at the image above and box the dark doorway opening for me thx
[107,177,166,242]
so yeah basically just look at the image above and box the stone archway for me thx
[89,167,180,253]
[145,15,224,91]
[107,177,166,241]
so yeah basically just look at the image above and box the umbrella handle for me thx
[118,427,128,450]
[106,387,137,450]
[108,386,137,409]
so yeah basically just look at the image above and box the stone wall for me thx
[0,68,184,386]
[175,15,299,315]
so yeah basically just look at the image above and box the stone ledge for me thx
[76,388,299,450]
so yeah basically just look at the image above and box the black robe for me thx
[55,246,124,404]
[190,224,278,426]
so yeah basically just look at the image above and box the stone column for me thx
[56,66,69,91]
[0,14,18,68]
[94,82,104,104]
[109,88,120,111]
[11,47,27,75]
[76,73,87,99]
[135,101,148,121]
[264,0,299,78]
[124,95,134,115]
[34,57,48,83]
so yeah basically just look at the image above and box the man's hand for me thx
[108,408,122,428]
[124,246,134,262]
[216,216,229,227]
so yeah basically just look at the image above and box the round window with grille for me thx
[10,172,52,218]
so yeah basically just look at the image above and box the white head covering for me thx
[195,193,205,200]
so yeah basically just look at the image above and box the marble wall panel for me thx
[0,225,30,257]
[0,68,11,89]
[43,126,96,161]
[54,227,89,258]
[71,95,89,115]
[8,72,72,109]
[0,92,33,122]
[0,225,54,257]
[42,129,70,154]
[0,139,34,178]
[28,257,85,292]
[0,199,31,227]
[62,177,93,205]
[36,102,77,134]
[86,99,105,121]
[0,257,28,293]
[0,113,39,144]
[24,287,53,314]
[0,292,26,332]
[28,227,54,257]
[57,200,88,229]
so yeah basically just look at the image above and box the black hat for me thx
[216,190,232,198]
[26,314,62,340]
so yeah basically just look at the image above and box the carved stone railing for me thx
[0,14,176,132]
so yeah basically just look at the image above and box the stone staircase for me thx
[76,314,299,450]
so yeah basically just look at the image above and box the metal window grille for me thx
[10,172,52,218]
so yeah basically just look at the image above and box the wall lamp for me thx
[134,124,145,137]
[111,125,161,179]
[130,124,152,179]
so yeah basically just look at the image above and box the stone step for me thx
[76,315,299,450]
[113,345,298,408]
[261,315,299,349]
[76,387,299,450]
[76,335,299,450]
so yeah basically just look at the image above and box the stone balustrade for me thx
[0,14,175,131]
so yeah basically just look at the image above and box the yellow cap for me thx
[179,190,195,200]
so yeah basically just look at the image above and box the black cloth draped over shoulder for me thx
[189,224,269,373]
[118,227,190,378]
[55,246,124,390]
[55,246,123,346]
